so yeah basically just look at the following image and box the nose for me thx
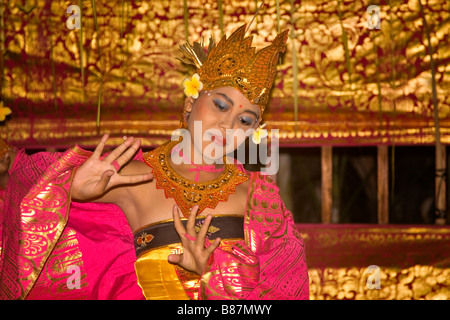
[218,113,234,131]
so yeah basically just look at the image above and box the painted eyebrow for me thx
[243,109,260,120]
[216,93,234,106]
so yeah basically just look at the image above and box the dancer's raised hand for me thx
[72,134,153,201]
[169,205,221,275]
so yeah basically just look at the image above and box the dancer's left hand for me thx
[168,205,221,275]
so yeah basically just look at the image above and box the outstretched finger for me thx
[113,138,142,168]
[103,136,135,163]
[196,214,213,246]
[204,237,221,257]
[92,134,109,159]
[113,172,154,186]
[186,205,199,236]
[173,205,187,239]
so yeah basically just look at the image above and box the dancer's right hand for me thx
[72,134,153,201]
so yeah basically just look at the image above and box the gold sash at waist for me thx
[133,216,245,300]
[135,244,191,300]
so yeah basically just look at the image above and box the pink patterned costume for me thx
[0,147,144,300]
[0,145,309,300]
[198,170,309,299]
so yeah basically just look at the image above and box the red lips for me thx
[211,134,226,146]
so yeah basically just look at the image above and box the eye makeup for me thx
[211,91,260,126]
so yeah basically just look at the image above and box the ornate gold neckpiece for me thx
[143,138,249,218]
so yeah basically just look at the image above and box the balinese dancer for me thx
[0,24,308,300]
[72,24,309,300]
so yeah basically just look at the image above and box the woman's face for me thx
[184,86,261,163]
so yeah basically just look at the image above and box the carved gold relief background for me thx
[0,1,449,300]
[298,224,450,300]
[308,265,449,300]
[0,0,448,147]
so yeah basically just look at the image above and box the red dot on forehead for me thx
[239,105,242,108]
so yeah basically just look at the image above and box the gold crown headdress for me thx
[179,24,289,114]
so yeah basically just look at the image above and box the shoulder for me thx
[234,170,257,199]
[237,177,250,196]
[247,171,280,196]
[120,159,153,175]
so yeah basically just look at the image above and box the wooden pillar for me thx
[435,144,446,225]
[418,0,447,225]
[321,146,332,224]
[377,145,389,224]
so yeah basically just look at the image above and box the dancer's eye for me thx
[213,98,229,111]
[239,116,254,126]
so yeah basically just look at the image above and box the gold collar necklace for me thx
[143,137,249,218]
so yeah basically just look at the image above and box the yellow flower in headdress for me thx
[182,73,203,99]
[0,101,12,122]
[252,123,268,145]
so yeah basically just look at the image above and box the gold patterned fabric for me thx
[134,246,190,300]
[0,147,145,300]
[0,148,91,299]
[0,0,448,147]
[25,227,89,299]
[133,216,245,300]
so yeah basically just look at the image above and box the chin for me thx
[202,143,236,164]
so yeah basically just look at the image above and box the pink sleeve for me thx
[199,172,309,300]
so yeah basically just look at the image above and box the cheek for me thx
[225,130,248,152]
